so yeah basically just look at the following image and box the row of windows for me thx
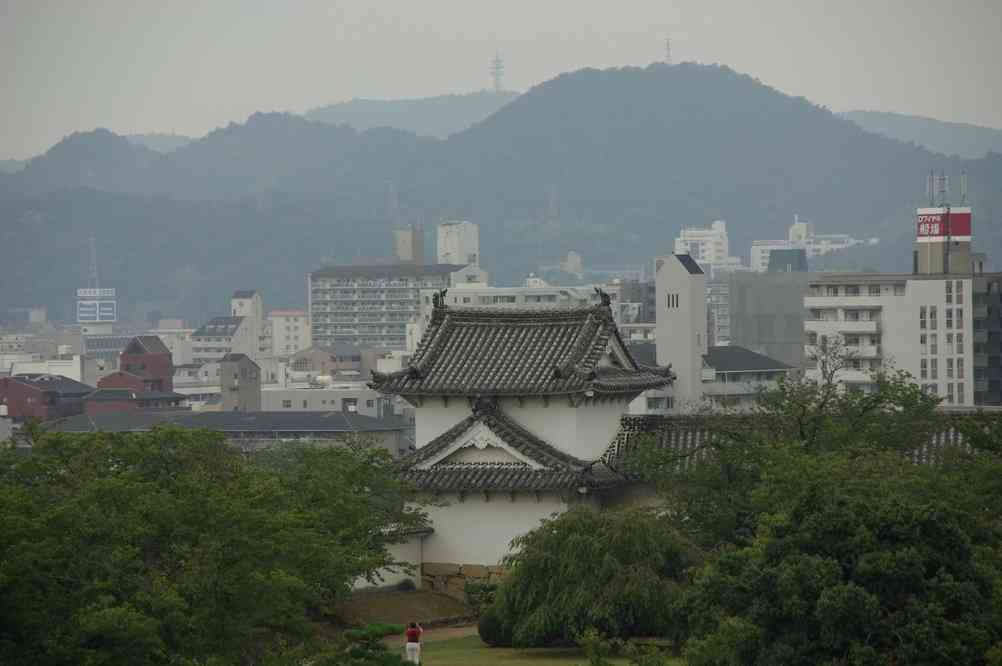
[920,332,965,356]
[810,284,906,297]
[920,358,966,380]
[919,306,965,330]
[922,382,966,404]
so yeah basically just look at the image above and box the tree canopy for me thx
[0,428,425,665]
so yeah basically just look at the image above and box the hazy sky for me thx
[3,0,1001,159]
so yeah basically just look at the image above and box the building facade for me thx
[269,309,310,357]
[219,353,261,412]
[436,221,480,267]
[655,254,706,411]
[308,263,482,350]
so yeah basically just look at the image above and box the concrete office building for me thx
[728,271,812,369]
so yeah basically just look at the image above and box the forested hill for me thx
[305,90,519,138]
[3,63,1000,323]
[842,110,1002,159]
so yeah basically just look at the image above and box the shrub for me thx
[485,507,695,647]
[477,603,512,647]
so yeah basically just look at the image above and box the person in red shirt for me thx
[404,621,423,663]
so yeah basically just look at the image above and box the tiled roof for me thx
[44,410,409,434]
[401,398,623,492]
[125,335,171,355]
[370,294,673,397]
[193,317,243,338]
[219,353,258,366]
[9,374,95,396]
[84,388,138,401]
[703,346,791,373]
[233,290,258,298]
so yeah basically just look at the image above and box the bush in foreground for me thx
[479,506,696,648]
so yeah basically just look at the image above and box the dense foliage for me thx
[0,428,425,665]
[479,507,695,648]
[481,355,1002,662]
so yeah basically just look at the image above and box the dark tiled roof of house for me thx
[232,290,258,298]
[126,335,171,355]
[44,410,409,434]
[401,398,622,492]
[369,296,673,397]
[84,388,138,402]
[192,317,243,338]
[10,374,95,396]
[219,353,258,366]
[311,263,468,279]
[703,346,791,373]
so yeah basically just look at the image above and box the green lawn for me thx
[410,635,684,665]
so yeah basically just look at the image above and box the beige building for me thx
[219,353,261,412]
[269,309,310,357]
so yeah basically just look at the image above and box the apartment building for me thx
[308,263,482,350]
[436,220,480,267]
[804,274,976,405]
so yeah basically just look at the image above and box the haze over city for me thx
[3,3,1002,664]
[3,0,1002,159]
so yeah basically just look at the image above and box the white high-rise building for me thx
[437,221,480,267]
[674,220,748,278]
[674,220,730,267]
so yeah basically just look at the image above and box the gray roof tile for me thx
[370,295,673,397]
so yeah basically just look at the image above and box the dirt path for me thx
[384,624,479,647]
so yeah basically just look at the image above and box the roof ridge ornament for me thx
[432,288,449,310]
[594,286,611,308]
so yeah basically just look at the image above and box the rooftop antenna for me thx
[490,51,505,93]
[87,236,100,290]
[665,37,672,65]
[926,170,935,206]
[937,170,950,206]
[960,169,968,205]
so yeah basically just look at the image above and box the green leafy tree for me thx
[0,427,425,665]
[683,490,1001,665]
[479,507,696,648]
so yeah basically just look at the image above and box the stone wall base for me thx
[421,562,507,600]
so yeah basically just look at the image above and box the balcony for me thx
[974,305,988,319]
[805,319,880,335]
[976,379,989,393]
[974,353,988,367]
[845,344,882,358]
[974,330,988,343]
[804,295,886,309]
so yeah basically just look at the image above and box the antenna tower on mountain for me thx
[665,37,672,65]
[490,51,505,93]
[88,235,100,290]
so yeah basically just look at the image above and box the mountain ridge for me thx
[842,110,1002,159]
[3,63,1000,323]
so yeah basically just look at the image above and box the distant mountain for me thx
[9,128,164,195]
[842,110,1002,159]
[0,159,25,174]
[126,133,194,153]
[305,90,519,138]
[3,64,1001,323]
